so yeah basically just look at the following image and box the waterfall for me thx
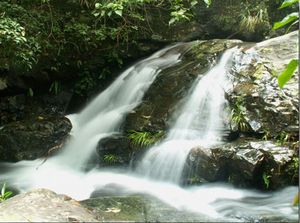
[0,44,297,222]
[137,48,236,183]
[51,43,190,170]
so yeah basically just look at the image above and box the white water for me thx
[1,163,297,221]
[0,46,298,222]
[51,44,184,170]
[136,49,235,183]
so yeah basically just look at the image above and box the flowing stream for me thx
[136,48,234,184]
[0,44,298,222]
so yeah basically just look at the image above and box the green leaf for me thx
[95,3,101,9]
[279,0,299,9]
[203,0,211,7]
[3,191,12,199]
[278,59,298,89]
[285,19,299,33]
[1,183,5,196]
[28,88,34,97]
[168,18,176,26]
[273,12,299,30]
[115,10,123,17]
[191,0,198,7]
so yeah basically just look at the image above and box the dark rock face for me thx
[124,39,242,133]
[95,32,298,190]
[0,189,98,222]
[184,140,298,190]
[97,135,132,166]
[98,39,242,165]
[227,31,298,137]
[0,115,72,162]
[0,92,72,126]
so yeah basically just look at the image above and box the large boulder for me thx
[0,115,72,162]
[227,31,298,137]
[0,188,98,222]
[81,195,211,222]
[184,139,298,189]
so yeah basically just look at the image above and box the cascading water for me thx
[136,48,235,183]
[0,45,298,222]
[0,43,188,196]
[51,43,187,170]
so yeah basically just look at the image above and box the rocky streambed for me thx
[0,32,298,222]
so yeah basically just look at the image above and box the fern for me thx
[127,130,164,148]
[0,183,12,202]
[231,96,250,131]
[239,9,267,34]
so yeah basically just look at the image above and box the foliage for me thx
[230,96,249,132]
[128,130,164,148]
[286,157,299,183]
[275,131,290,146]
[0,15,40,71]
[74,71,97,96]
[277,59,298,89]
[103,154,119,164]
[262,130,271,141]
[272,0,299,89]
[92,0,211,28]
[262,172,271,189]
[273,0,299,31]
[0,0,212,96]
[291,157,299,171]
[27,88,34,97]
[49,81,61,95]
[239,8,269,34]
[209,0,271,40]
[0,183,12,202]
[273,12,299,30]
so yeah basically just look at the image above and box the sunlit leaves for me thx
[277,59,298,89]
[169,8,190,25]
[93,0,212,26]
[0,183,12,202]
[273,12,299,30]
[279,0,299,9]
[273,0,298,88]
[0,17,40,70]
[203,0,211,7]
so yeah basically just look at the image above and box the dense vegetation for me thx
[0,0,294,100]
[0,0,210,97]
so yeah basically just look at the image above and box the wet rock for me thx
[0,188,98,222]
[227,31,299,137]
[102,39,243,167]
[184,139,298,189]
[0,115,72,162]
[96,134,132,166]
[81,195,211,222]
[0,92,72,126]
[124,39,242,134]
[82,195,146,222]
